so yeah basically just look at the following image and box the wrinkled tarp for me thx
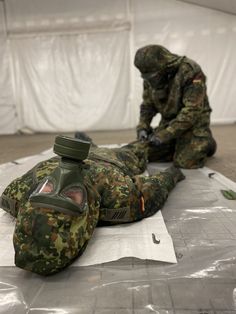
[0,147,236,313]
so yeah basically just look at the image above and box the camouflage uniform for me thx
[1,141,184,276]
[135,45,217,169]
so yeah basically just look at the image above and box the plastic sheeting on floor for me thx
[0,148,236,313]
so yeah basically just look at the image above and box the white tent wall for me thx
[0,1,16,134]
[6,0,133,133]
[10,32,132,132]
[132,0,236,126]
[0,0,236,134]
[179,0,236,16]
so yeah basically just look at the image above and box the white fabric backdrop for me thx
[132,0,236,126]
[180,0,236,15]
[0,2,16,134]
[0,0,236,133]
[10,32,133,132]
[5,0,129,34]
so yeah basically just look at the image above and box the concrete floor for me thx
[0,124,236,181]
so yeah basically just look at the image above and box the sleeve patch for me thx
[193,73,204,84]
[193,79,202,84]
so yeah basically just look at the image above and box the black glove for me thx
[137,129,148,142]
[148,134,162,146]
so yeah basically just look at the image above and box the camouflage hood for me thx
[134,45,183,75]
[1,156,100,276]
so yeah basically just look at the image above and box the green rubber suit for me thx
[0,136,184,276]
[135,44,217,168]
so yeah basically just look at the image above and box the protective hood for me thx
[134,45,183,75]
[12,136,100,276]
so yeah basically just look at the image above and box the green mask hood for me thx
[134,44,183,76]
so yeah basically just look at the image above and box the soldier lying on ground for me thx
[135,44,217,169]
[0,133,185,276]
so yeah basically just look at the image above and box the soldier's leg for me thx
[206,130,217,157]
[173,131,213,169]
[74,131,175,169]
[113,141,149,173]
[117,139,176,170]
[133,166,185,218]
[79,131,148,174]
[147,140,176,162]
[147,125,176,162]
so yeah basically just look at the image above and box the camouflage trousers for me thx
[147,128,217,169]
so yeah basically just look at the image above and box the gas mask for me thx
[141,70,169,90]
[134,45,182,91]
[30,136,91,217]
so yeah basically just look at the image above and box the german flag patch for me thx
[193,74,203,84]
[193,79,202,84]
[140,196,145,213]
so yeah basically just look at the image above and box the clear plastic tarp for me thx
[0,148,236,313]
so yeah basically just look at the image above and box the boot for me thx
[207,136,217,157]
[74,131,97,147]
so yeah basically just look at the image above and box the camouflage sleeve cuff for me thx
[155,128,175,142]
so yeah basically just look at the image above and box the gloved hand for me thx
[148,134,162,146]
[137,129,148,142]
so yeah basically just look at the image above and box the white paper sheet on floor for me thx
[0,148,177,266]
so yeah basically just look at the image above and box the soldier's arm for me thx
[155,73,206,142]
[134,166,185,219]
[137,81,158,132]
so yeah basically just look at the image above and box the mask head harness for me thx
[29,136,91,216]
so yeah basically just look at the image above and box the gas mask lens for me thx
[35,179,54,194]
[30,178,87,215]
[29,136,91,216]
[62,186,86,208]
